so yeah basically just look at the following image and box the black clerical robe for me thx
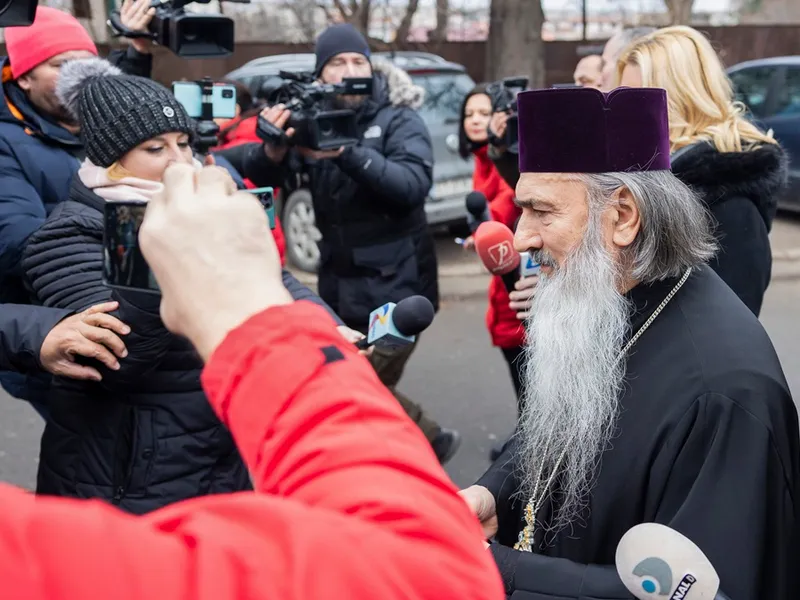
[478,265,799,600]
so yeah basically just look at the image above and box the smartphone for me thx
[172,81,238,120]
[102,201,160,293]
[247,187,276,229]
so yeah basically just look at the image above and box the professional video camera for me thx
[485,76,528,154]
[0,0,37,27]
[256,71,373,151]
[108,0,241,58]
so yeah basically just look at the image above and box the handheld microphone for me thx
[355,295,435,351]
[465,191,491,234]
[474,221,521,293]
[615,523,731,600]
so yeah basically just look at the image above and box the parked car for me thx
[226,51,476,272]
[728,56,800,212]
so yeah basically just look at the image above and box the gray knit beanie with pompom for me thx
[56,57,194,167]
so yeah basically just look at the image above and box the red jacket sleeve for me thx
[0,302,504,600]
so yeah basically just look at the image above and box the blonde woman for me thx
[618,26,787,316]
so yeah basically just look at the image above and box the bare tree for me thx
[284,0,324,42]
[394,0,421,43]
[430,0,449,42]
[326,0,372,34]
[736,0,800,22]
[324,0,422,44]
[662,0,695,24]
[485,0,546,87]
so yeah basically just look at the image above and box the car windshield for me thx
[410,72,475,126]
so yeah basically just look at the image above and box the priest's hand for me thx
[509,275,539,320]
[459,485,498,539]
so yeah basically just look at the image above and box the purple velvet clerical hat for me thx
[517,87,671,174]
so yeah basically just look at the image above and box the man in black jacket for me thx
[0,2,154,404]
[233,24,459,463]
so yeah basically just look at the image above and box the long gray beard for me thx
[516,218,631,539]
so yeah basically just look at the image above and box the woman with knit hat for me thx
[20,58,253,513]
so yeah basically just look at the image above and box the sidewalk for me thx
[769,217,800,281]
[289,216,800,300]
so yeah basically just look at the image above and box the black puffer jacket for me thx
[21,178,339,514]
[22,179,250,512]
[672,141,788,316]
[230,60,439,328]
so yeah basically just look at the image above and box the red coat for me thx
[472,146,525,349]
[215,115,287,266]
[0,302,505,600]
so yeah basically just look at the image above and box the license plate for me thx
[430,178,472,201]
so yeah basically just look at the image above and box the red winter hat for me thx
[5,7,98,79]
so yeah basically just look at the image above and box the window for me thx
[773,67,800,117]
[730,66,777,118]
[410,72,476,126]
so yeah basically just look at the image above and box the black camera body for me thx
[256,72,373,151]
[486,76,529,154]
[0,0,37,27]
[109,0,235,58]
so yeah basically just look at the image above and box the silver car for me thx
[226,51,475,272]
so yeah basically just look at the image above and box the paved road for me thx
[1,279,798,492]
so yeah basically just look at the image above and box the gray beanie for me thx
[56,57,194,167]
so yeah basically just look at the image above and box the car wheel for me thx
[282,188,321,273]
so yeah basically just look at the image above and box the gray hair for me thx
[577,170,718,283]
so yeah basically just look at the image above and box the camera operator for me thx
[486,112,520,190]
[232,24,460,464]
[0,2,154,407]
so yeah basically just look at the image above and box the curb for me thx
[773,248,800,262]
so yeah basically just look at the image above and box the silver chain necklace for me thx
[513,267,693,553]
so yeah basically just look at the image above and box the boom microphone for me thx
[465,191,491,233]
[355,295,435,351]
[474,221,521,293]
[615,523,731,600]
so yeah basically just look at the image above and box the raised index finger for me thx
[160,163,197,208]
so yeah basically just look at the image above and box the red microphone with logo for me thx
[474,221,520,293]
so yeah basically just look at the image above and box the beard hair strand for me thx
[515,212,631,542]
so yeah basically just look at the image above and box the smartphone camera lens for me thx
[222,89,234,99]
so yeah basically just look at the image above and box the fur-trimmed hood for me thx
[368,58,425,110]
[671,141,788,228]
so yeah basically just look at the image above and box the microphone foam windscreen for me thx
[474,221,520,275]
[465,191,488,217]
[392,295,435,336]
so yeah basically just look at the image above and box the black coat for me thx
[0,47,152,402]
[0,304,70,372]
[479,266,799,600]
[21,178,338,514]
[671,142,787,316]
[230,61,439,328]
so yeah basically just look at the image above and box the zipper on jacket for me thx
[112,486,125,505]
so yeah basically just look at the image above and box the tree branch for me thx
[395,0,420,44]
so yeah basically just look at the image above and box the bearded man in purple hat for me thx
[460,87,799,600]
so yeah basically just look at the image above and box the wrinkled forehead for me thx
[515,172,588,209]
